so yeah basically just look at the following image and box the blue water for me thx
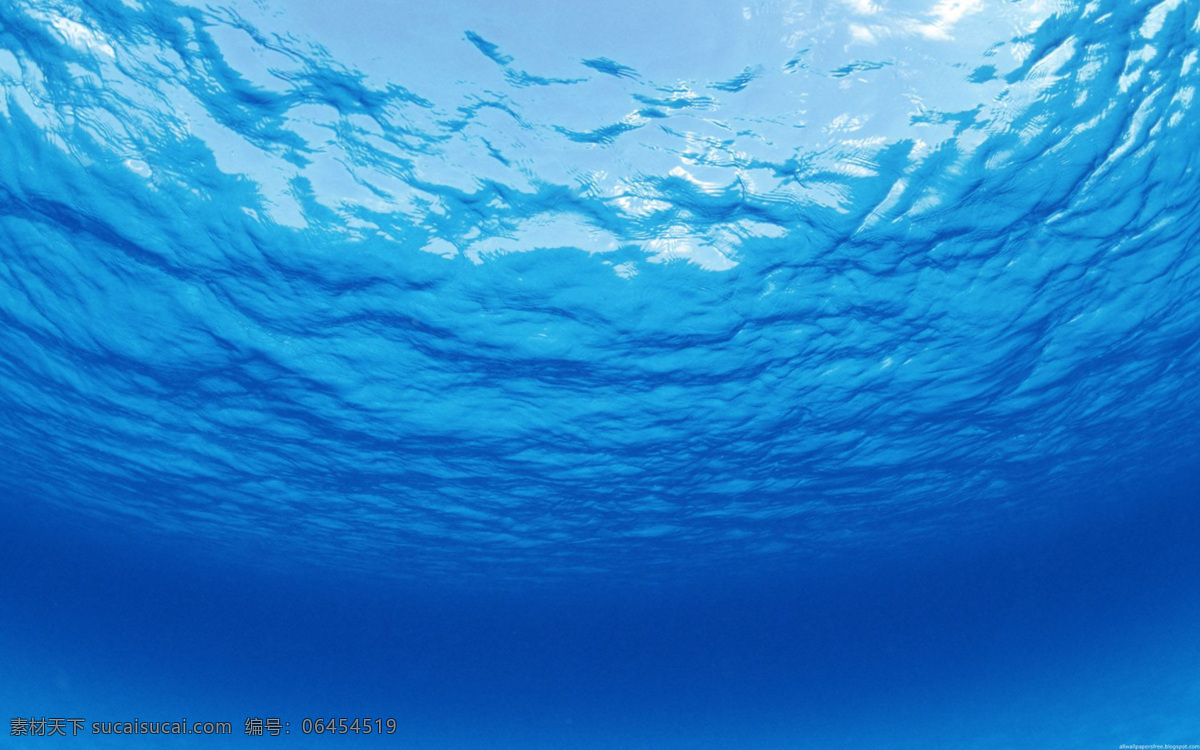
[2,0,1199,746]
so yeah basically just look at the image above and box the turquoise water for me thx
[2,0,1199,746]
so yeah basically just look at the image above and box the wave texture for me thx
[1,0,1198,580]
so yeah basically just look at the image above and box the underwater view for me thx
[2,0,1200,746]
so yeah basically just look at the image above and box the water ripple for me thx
[0,0,1198,582]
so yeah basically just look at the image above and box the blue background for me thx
[2,0,1199,746]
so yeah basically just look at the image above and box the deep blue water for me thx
[2,0,1200,746]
